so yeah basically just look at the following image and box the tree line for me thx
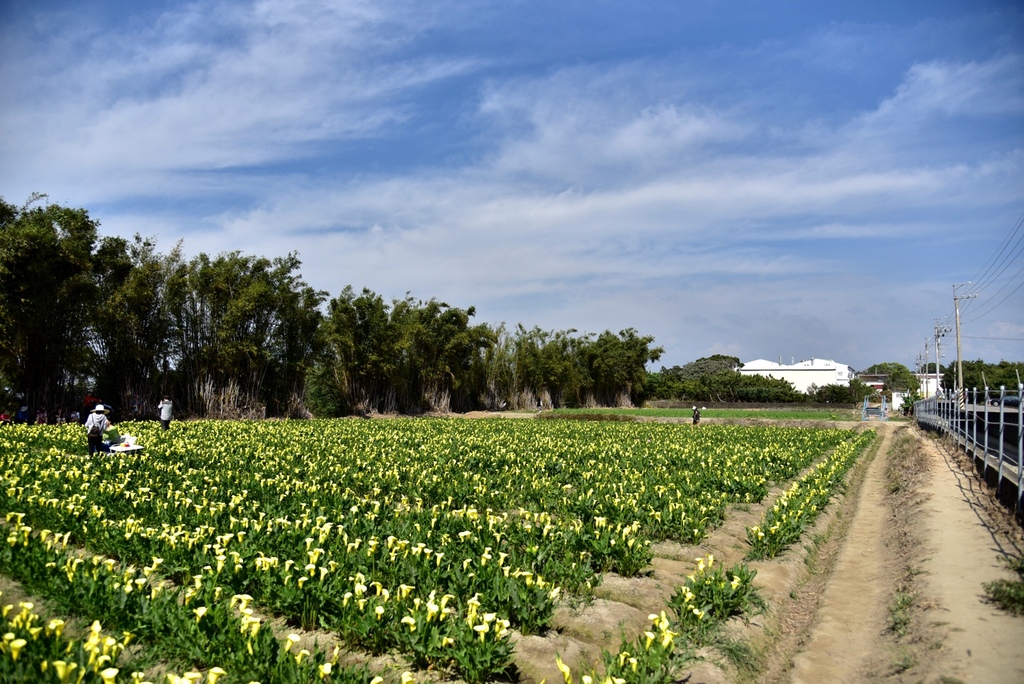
[919,359,1024,396]
[644,354,875,404]
[0,196,662,420]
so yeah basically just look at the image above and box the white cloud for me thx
[2,2,1022,370]
[878,56,1024,119]
[0,0,480,201]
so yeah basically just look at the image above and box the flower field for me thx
[0,419,873,683]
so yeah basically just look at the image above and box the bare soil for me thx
[776,422,1024,684]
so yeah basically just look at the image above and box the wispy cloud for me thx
[1,1,1021,369]
[1,0,480,197]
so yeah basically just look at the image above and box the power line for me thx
[952,213,1024,325]
[963,263,1024,324]
[929,213,1024,367]
[965,212,1024,296]
[962,335,1024,341]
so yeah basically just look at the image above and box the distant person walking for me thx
[692,405,701,427]
[84,404,112,455]
[158,396,173,430]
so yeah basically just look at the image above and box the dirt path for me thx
[782,423,1024,684]
[787,423,895,683]
[910,435,1024,683]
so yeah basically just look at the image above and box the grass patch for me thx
[891,647,917,673]
[535,411,637,422]
[712,634,761,675]
[983,554,1024,615]
[884,430,922,495]
[888,586,916,636]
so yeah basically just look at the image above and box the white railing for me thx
[915,387,1023,517]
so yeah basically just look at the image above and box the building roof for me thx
[741,357,850,371]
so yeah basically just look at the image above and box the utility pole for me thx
[920,341,929,396]
[953,283,977,406]
[934,318,951,397]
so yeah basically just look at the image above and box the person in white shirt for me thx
[158,396,173,430]
[84,404,112,455]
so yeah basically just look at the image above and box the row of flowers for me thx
[0,422,853,626]
[0,419,865,681]
[0,522,373,683]
[555,553,764,684]
[2,419,855,545]
[746,430,876,559]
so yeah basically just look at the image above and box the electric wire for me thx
[963,336,1024,341]
[964,212,1024,296]
[963,262,1024,324]
[933,213,1024,369]
[952,211,1024,324]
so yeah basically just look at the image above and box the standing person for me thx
[84,404,112,455]
[158,396,173,430]
[692,405,701,427]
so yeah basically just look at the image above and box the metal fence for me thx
[915,387,1023,517]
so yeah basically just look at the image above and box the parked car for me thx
[1001,394,1020,407]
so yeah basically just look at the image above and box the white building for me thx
[915,374,941,399]
[739,357,855,394]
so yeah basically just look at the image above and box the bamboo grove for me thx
[0,196,661,419]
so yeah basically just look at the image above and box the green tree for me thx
[164,251,325,417]
[407,298,494,412]
[318,286,406,414]
[316,289,495,414]
[0,195,100,416]
[91,235,179,416]
[861,362,920,393]
[677,354,741,379]
[474,324,520,410]
[583,329,663,406]
[811,378,873,404]
[944,359,1024,396]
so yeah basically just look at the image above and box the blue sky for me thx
[2,0,1022,373]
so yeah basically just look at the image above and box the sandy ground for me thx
[787,424,893,684]
[895,430,1024,683]
[773,422,1024,684]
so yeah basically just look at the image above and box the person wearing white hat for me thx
[84,404,113,455]
[692,405,701,427]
